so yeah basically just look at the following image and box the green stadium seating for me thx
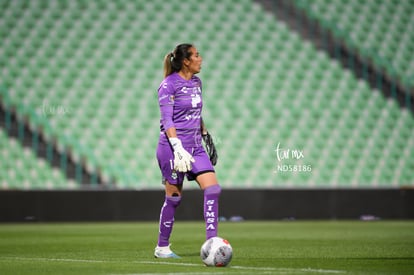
[0,0,413,189]
[294,0,414,88]
[0,128,79,189]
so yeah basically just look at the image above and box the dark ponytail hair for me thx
[163,43,194,78]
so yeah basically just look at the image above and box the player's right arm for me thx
[158,80,194,172]
[165,127,177,139]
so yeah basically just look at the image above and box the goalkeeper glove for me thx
[202,132,218,166]
[169,137,195,172]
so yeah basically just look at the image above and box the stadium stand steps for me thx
[255,0,413,113]
[0,102,103,186]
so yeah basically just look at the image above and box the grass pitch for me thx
[0,221,413,274]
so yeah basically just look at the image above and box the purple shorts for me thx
[156,142,215,185]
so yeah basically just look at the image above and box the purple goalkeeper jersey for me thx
[158,72,203,147]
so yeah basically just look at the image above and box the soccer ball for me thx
[200,236,233,267]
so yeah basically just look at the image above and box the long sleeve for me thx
[158,79,175,131]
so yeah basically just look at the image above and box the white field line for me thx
[0,256,346,274]
[110,274,231,275]
[0,256,106,263]
[138,261,346,274]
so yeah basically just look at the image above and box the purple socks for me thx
[157,196,181,247]
[204,184,221,240]
[156,184,221,247]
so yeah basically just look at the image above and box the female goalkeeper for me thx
[154,43,219,258]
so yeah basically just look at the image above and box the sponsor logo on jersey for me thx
[191,93,201,108]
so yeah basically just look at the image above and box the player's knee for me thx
[165,181,182,197]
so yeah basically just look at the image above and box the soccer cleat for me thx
[154,244,181,258]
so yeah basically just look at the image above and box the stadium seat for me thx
[0,128,78,189]
[0,0,413,189]
[294,0,414,89]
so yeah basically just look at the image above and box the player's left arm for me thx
[200,117,218,166]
